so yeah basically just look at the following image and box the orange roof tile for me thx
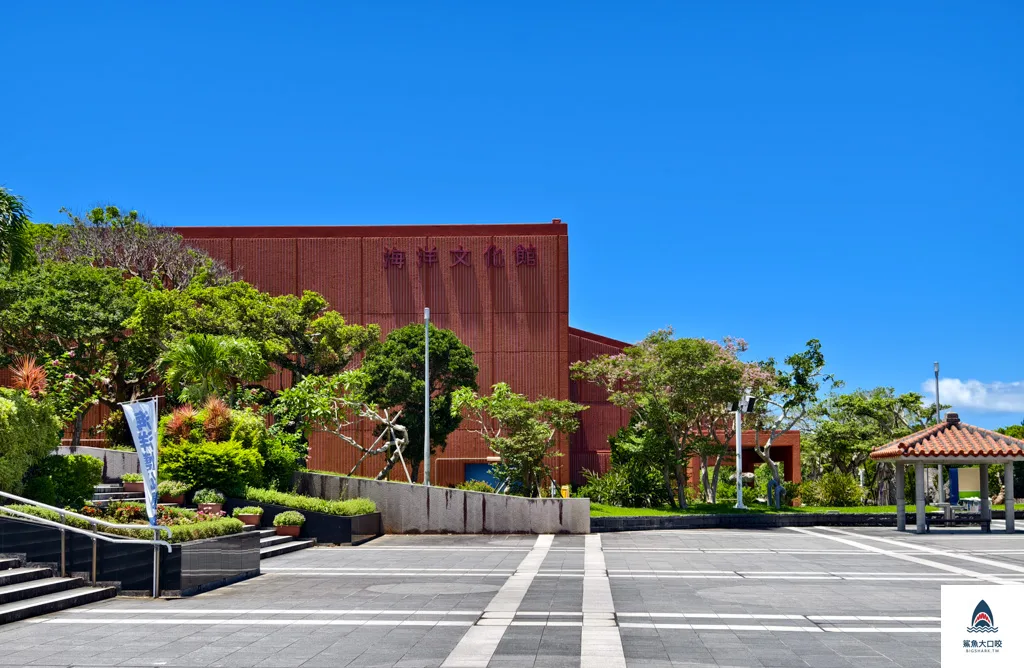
[870,413,1024,461]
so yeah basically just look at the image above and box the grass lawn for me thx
[590,502,938,517]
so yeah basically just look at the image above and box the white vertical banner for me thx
[121,398,160,526]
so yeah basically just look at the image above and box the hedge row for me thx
[1,504,244,543]
[242,487,376,516]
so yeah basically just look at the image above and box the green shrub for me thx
[121,473,143,483]
[232,505,263,517]
[577,464,669,508]
[0,389,63,493]
[456,480,495,493]
[716,480,753,505]
[21,475,57,506]
[273,510,305,526]
[25,455,104,508]
[164,518,243,542]
[799,480,820,505]
[816,471,862,507]
[157,480,190,497]
[754,462,785,499]
[108,500,147,523]
[242,486,376,516]
[159,440,264,496]
[259,434,302,491]
[192,488,225,504]
[0,503,91,529]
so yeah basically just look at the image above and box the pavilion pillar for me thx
[895,462,906,531]
[914,462,926,534]
[1005,462,1015,533]
[980,464,991,532]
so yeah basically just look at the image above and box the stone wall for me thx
[56,446,139,483]
[295,472,590,534]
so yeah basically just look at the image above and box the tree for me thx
[746,340,838,502]
[273,372,411,481]
[0,388,63,493]
[127,283,379,389]
[161,334,271,405]
[802,387,937,504]
[572,329,762,508]
[33,206,231,288]
[0,186,32,272]
[360,323,478,482]
[452,383,585,497]
[995,421,1024,497]
[0,263,154,444]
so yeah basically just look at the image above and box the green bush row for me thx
[23,454,104,508]
[242,487,376,516]
[1,503,244,543]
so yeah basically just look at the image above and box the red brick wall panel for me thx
[297,238,363,317]
[232,238,297,296]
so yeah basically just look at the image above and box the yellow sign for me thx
[560,485,571,499]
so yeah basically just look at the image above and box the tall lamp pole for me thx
[424,308,431,487]
[934,362,942,503]
[733,395,754,510]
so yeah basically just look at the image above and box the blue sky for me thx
[3,2,1022,428]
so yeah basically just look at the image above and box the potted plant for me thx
[273,510,305,537]
[157,480,189,505]
[232,505,264,527]
[193,488,225,514]
[122,473,144,494]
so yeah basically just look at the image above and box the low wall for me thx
[0,515,259,595]
[591,512,947,532]
[295,472,590,534]
[56,445,139,483]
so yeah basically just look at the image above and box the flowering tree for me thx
[572,329,767,507]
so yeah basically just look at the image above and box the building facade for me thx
[173,220,799,488]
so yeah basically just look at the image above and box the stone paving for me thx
[2,525,1023,666]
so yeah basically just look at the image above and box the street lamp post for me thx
[733,395,755,510]
[424,308,430,487]
[934,362,943,504]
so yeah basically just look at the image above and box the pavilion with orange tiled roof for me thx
[870,412,1024,534]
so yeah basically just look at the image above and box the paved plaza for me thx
[3,525,1024,667]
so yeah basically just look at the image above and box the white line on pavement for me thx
[786,527,1023,586]
[67,608,482,616]
[34,618,475,627]
[818,527,1024,574]
[581,534,626,668]
[441,534,553,668]
[618,622,939,634]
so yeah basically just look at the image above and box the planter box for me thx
[197,503,223,515]
[123,482,144,493]
[275,525,301,537]
[237,514,261,526]
[225,498,382,545]
[0,516,259,596]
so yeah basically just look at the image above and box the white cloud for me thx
[921,378,1024,413]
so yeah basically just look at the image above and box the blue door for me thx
[464,463,499,488]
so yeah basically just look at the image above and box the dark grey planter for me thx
[224,498,382,545]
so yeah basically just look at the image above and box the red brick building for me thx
[176,220,800,489]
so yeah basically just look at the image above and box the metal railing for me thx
[0,492,172,597]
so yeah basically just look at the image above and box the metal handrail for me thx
[0,492,173,598]
[0,491,171,537]
[0,507,172,552]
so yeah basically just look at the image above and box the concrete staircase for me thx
[91,483,144,507]
[248,527,316,559]
[0,556,116,625]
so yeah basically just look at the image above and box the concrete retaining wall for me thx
[56,446,139,483]
[295,472,590,534]
[591,512,946,532]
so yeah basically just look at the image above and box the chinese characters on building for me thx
[383,243,539,270]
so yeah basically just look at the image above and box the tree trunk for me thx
[410,460,421,484]
[710,457,723,504]
[699,458,711,502]
[674,463,688,509]
[71,414,84,449]
[662,466,676,508]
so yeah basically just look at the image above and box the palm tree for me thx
[0,186,32,271]
[161,334,271,404]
